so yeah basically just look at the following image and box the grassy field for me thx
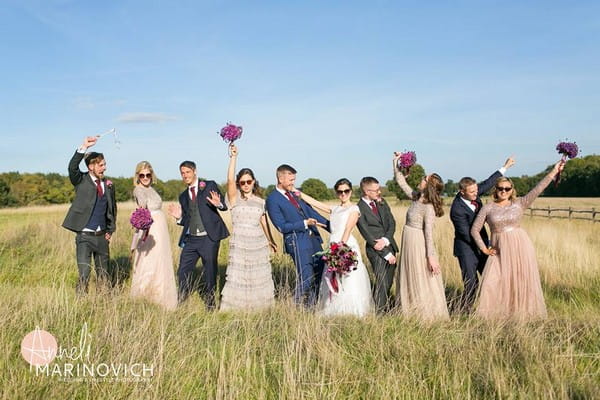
[1,198,599,399]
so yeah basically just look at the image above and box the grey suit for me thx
[356,198,398,313]
[62,151,117,294]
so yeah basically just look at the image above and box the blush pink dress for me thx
[130,186,178,310]
[395,173,449,321]
[471,172,555,320]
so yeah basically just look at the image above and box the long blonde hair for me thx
[133,161,157,186]
[492,177,517,201]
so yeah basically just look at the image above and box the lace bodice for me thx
[471,172,555,251]
[395,172,437,257]
[133,186,163,211]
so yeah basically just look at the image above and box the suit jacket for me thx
[265,190,329,254]
[356,198,398,259]
[177,179,229,247]
[62,151,117,233]
[450,171,502,257]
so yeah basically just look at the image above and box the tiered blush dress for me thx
[130,185,178,310]
[220,193,274,311]
[395,174,450,320]
[471,173,555,320]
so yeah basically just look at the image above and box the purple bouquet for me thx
[556,141,579,159]
[397,151,417,175]
[219,123,243,144]
[316,242,358,295]
[554,140,579,186]
[130,208,153,241]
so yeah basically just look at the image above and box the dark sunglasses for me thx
[336,189,351,195]
[138,173,152,179]
[496,186,513,192]
[239,179,254,186]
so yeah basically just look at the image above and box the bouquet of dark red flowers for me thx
[397,151,417,175]
[554,140,579,186]
[316,242,358,295]
[130,208,153,241]
[219,123,243,144]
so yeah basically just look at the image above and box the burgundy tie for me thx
[95,179,103,197]
[285,191,300,209]
[370,201,379,215]
[190,186,196,202]
[471,200,479,211]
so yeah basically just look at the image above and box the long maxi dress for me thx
[395,173,450,320]
[130,185,178,310]
[471,173,555,320]
[220,192,275,311]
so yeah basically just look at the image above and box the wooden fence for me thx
[526,206,599,222]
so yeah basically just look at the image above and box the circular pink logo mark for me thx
[21,327,58,366]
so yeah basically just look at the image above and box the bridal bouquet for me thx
[397,151,417,175]
[554,140,579,186]
[316,242,358,295]
[130,208,153,241]
[219,123,243,144]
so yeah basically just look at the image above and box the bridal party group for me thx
[62,135,566,321]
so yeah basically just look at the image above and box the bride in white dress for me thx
[300,178,374,317]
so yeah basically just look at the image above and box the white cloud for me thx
[117,112,178,124]
[73,97,95,110]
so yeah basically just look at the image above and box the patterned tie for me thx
[285,191,301,209]
[470,200,479,211]
[190,186,196,202]
[95,179,103,197]
[369,201,379,216]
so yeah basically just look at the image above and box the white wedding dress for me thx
[317,205,374,317]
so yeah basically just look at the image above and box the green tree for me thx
[300,178,332,200]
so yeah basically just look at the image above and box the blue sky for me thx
[1,0,599,187]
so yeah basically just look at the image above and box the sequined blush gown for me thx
[470,172,555,320]
[130,185,178,310]
[395,173,449,320]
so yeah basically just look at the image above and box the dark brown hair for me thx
[236,168,262,198]
[422,173,445,217]
[84,152,104,167]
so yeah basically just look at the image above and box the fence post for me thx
[547,206,551,219]
[568,206,572,220]
[593,207,597,222]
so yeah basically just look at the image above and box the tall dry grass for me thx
[0,199,599,399]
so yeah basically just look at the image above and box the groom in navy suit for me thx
[450,156,515,312]
[168,160,229,310]
[266,164,330,307]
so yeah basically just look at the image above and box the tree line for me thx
[1,155,598,208]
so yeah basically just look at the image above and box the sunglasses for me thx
[138,173,152,179]
[496,186,513,192]
[336,189,351,195]
[239,179,254,186]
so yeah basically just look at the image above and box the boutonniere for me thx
[105,179,113,188]
[198,181,206,190]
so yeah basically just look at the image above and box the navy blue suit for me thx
[177,180,229,309]
[450,171,501,311]
[266,190,329,306]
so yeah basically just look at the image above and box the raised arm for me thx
[478,156,516,195]
[392,153,415,198]
[470,204,492,254]
[519,160,565,209]
[299,190,332,215]
[226,144,238,207]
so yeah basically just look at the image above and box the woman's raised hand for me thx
[229,143,238,157]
